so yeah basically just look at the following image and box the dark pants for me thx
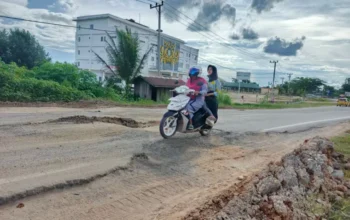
[205,96,218,121]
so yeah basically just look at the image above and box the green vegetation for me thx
[0,61,153,103]
[217,91,232,106]
[328,134,350,220]
[332,134,350,159]
[0,29,50,69]
[229,102,334,109]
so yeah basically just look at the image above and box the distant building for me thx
[133,76,185,102]
[261,87,279,95]
[236,72,251,81]
[223,81,260,93]
[73,14,199,82]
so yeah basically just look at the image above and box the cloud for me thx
[264,36,306,56]
[1,0,27,7]
[49,0,79,14]
[230,33,240,40]
[251,0,283,14]
[242,28,259,40]
[0,1,75,54]
[163,0,201,22]
[222,4,236,25]
[163,0,236,32]
[187,2,223,31]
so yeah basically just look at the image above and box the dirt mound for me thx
[184,137,350,220]
[49,115,158,128]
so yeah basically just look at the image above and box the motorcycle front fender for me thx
[177,113,188,133]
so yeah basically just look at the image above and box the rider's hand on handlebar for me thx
[194,91,200,95]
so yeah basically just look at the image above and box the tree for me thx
[278,77,325,96]
[323,85,335,97]
[342,84,350,92]
[94,27,152,94]
[0,28,50,69]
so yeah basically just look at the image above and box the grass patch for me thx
[332,134,350,159]
[328,199,350,220]
[328,133,350,219]
[226,102,334,109]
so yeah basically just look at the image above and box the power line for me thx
[161,2,268,61]
[198,57,236,71]
[137,0,275,71]
[145,0,264,61]
[135,0,152,5]
[0,15,156,36]
[162,9,270,68]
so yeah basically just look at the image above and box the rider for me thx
[186,67,216,130]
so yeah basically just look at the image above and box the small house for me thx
[134,76,185,102]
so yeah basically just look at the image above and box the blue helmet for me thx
[189,67,200,77]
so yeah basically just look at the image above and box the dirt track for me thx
[0,107,349,220]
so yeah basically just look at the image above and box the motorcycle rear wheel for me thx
[199,128,211,136]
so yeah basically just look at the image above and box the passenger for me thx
[206,65,221,122]
[186,67,216,130]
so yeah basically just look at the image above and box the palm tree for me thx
[94,27,153,94]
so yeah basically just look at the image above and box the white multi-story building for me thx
[73,14,199,82]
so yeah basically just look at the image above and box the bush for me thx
[218,91,232,106]
[0,71,87,102]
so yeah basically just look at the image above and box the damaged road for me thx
[0,106,350,219]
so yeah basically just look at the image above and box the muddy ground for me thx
[0,107,349,220]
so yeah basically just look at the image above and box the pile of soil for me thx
[185,137,350,220]
[49,115,158,128]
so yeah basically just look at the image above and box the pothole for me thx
[47,115,158,128]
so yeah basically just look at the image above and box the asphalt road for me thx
[1,106,349,133]
[1,106,350,200]
[1,106,350,219]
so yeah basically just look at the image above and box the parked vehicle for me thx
[159,86,214,139]
[337,97,349,107]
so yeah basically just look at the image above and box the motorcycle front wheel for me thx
[159,112,178,139]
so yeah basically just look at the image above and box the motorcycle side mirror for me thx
[175,80,179,84]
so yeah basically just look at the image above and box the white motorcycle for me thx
[159,86,214,139]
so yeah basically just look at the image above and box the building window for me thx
[90,24,94,29]
[78,50,80,55]
[151,57,154,61]
[88,50,90,53]
[77,62,80,67]
[99,76,102,82]
[104,36,106,41]
[194,55,197,60]
[179,63,183,68]
[101,36,103,42]
[78,37,81,42]
[78,25,81,30]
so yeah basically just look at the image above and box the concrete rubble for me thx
[185,137,350,220]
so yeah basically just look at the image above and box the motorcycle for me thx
[159,85,214,139]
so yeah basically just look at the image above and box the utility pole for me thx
[287,73,293,102]
[270,60,278,102]
[150,1,164,76]
[280,77,285,85]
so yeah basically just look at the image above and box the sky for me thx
[0,0,350,87]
